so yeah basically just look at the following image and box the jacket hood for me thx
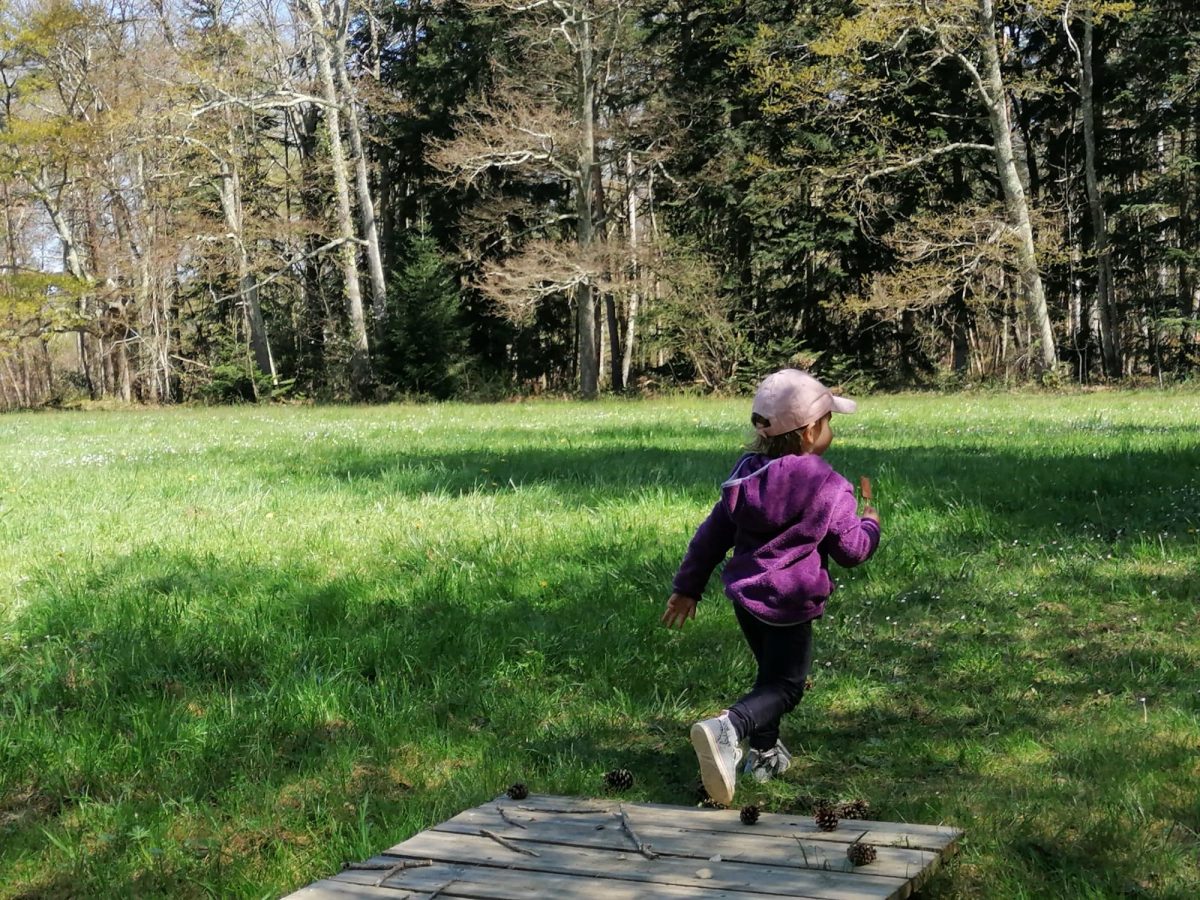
[720,453,838,537]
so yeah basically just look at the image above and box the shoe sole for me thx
[691,722,735,806]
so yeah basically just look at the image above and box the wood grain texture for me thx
[284,795,962,900]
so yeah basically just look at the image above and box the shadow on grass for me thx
[211,426,1200,539]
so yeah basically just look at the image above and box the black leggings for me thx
[725,604,814,752]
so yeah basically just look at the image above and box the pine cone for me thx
[846,841,877,866]
[700,796,726,809]
[799,795,831,814]
[505,783,528,800]
[739,804,760,825]
[837,798,871,820]
[814,806,839,832]
[603,768,634,791]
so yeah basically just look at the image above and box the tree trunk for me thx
[3,353,26,407]
[291,104,329,385]
[621,152,639,388]
[0,355,16,409]
[975,0,1057,371]
[379,144,395,279]
[215,155,276,383]
[329,0,389,327]
[1079,16,1120,376]
[950,293,971,374]
[112,310,132,402]
[19,346,33,406]
[1011,95,1041,198]
[574,11,599,398]
[301,0,372,394]
[1181,118,1200,364]
[605,295,623,391]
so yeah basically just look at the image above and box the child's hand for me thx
[858,476,879,523]
[859,476,873,501]
[662,593,697,629]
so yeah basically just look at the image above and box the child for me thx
[663,369,881,806]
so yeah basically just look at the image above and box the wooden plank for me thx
[512,793,960,842]
[287,877,424,898]
[434,805,936,882]
[382,830,909,900]
[509,795,962,852]
[331,858,827,899]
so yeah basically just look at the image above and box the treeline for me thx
[0,0,1196,409]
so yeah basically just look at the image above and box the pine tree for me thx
[379,235,470,398]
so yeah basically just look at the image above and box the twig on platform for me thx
[480,828,540,856]
[517,805,607,814]
[359,858,435,887]
[497,805,528,829]
[420,879,457,899]
[342,858,432,875]
[617,807,659,860]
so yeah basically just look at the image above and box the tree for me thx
[297,0,373,393]
[1063,0,1128,376]
[378,232,469,397]
[803,0,1061,371]
[327,0,389,327]
[179,0,280,385]
[431,0,649,398]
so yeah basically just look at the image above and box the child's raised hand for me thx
[662,593,697,629]
[859,476,873,501]
[858,476,880,524]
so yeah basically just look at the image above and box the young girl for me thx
[663,369,881,806]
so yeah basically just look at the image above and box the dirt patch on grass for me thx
[348,762,413,798]
[0,785,67,832]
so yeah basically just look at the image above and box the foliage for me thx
[187,338,277,404]
[1,0,1200,407]
[0,272,85,346]
[641,243,750,390]
[376,235,471,399]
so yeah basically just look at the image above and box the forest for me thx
[0,0,1196,408]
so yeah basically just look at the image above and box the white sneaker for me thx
[690,714,742,806]
[743,739,792,783]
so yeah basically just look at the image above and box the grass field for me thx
[1,392,1199,899]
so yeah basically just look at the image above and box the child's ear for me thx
[799,420,819,452]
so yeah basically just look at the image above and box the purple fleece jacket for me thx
[672,453,881,625]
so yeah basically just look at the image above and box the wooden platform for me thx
[286,794,962,899]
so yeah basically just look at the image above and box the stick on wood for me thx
[517,804,607,814]
[497,805,528,829]
[617,808,659,860]
[420,878,457,900]
[371,859,434,886]
[480,828,540,856]
[343,858,432,873]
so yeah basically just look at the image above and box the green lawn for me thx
[1,392,1198,899]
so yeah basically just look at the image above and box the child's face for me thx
[801,413,833,456]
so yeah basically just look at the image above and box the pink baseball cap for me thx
[751,369,857,437]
